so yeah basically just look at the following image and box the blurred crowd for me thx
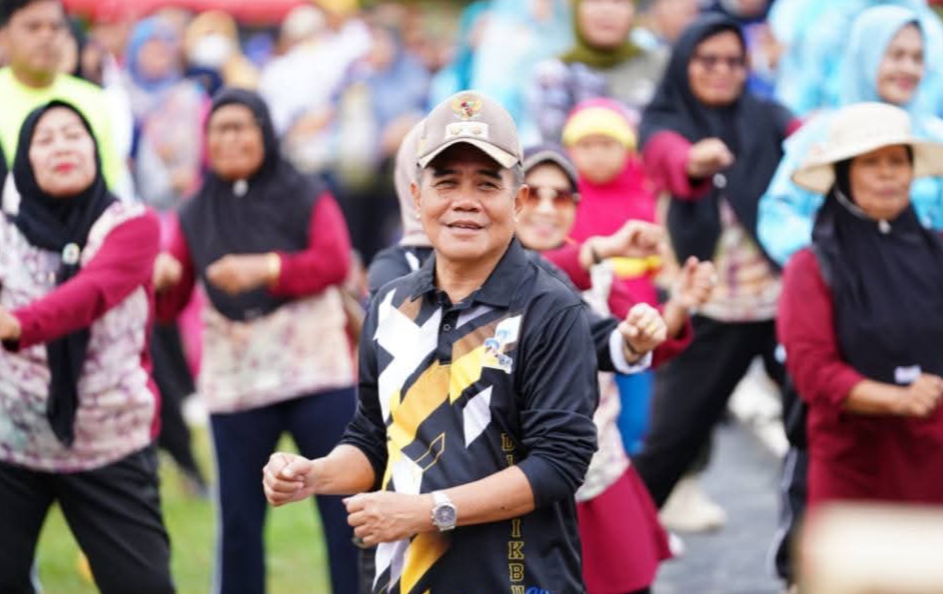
[2,0,939,259]
[4,0,943,593]
[3,0,942,263]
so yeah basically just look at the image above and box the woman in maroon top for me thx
[781,102,943,507]
[632,14,801,512]
[0,101,172,594]
[154,89,358,594]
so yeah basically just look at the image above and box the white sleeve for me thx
[609,328,653,375]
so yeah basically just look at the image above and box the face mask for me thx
[189,34,235,69]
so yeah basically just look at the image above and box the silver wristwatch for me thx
[430,491,457,531]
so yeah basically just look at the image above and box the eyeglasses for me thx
[691,53,746,71]
[525,186,578,208]
[207,120,261,137]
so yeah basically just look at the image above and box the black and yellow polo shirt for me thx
[342,238,598,594]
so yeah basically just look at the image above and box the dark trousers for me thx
[633,316,784,507]
[151,323,205,486]
[210,387,358,594]
[770,447,807,584]
[770,376,809,585]
[0,446,174,594]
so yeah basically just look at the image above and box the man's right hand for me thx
[263,452,317,506]
[685,138,735,179]
[893,374,943,418]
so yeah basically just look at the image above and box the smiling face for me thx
[848,144,914,221]
[412,143,523,266]
[688,30,748,107]
[28,106,98,198]
[517,162,578,252]
[206,104,266,181]
[876,24,924,107]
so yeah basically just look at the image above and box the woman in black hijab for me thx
[0,101,172,593]
[154,88,358,594]
[632,14,798,509]
[782,102,943,508]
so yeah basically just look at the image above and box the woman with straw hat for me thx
[780,101,943,508]
[758,4,943,269]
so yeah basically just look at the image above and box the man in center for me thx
[263,91,666,593]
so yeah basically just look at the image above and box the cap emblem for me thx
[452,94,483,120]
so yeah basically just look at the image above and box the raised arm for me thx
[6,211,159,349]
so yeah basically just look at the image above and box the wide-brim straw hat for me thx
[792,102,943,194]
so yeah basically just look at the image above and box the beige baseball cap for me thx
[417,91,523,169]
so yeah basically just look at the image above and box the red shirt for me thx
[780,249,943,506]
[156,193,351,322]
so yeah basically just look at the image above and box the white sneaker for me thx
[667,531,686,558]
[659,474,727,533]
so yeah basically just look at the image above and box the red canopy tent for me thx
[62,0,308,24]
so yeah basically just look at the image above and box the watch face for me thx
[434,504,457,527]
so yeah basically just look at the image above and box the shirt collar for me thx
[408,237,529,308]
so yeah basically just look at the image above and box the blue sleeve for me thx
[525,59,576,143]
[774,7,845,116]
[906,116,943,231]
[757,117,828,266]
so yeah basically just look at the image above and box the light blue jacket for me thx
[773,0,943,118]
[759,5,943,266]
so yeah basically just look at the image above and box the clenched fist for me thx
[619,302,668,358]
[262,452,317,507]
[206,253,277,296]
[685,138,734,179]
[893,374,943,418]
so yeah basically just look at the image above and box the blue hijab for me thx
[838,4,943,117]
[429,1,491,105]
[125,17,182,94]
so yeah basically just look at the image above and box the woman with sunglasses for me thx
[633,14,800,510]
[518,144,715,594]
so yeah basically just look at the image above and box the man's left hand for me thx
[345,491,433,547]
[619,303,667,358]
[206,254,273,296]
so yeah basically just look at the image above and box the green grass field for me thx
[35,431,335,594]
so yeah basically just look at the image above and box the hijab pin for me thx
[233,180,249,197]
[878,220,891,234]
[62,243,81,266]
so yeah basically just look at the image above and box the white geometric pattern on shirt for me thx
[375,288,442,422]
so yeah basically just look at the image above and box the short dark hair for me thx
[0,0,63,28]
